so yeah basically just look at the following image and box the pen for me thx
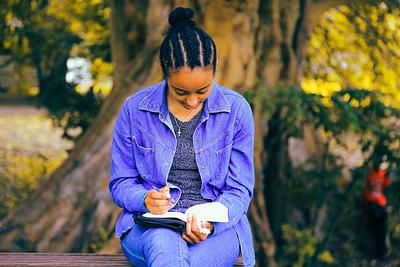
[150,185,175,204]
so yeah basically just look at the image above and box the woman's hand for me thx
[181,214,214,244]
[144,186,172,214]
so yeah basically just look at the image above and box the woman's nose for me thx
[185,95,199,107]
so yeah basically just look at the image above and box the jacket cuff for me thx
[140,191,150,213]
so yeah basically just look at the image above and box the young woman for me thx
[109,7,255,266]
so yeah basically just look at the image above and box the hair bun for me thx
[168,7,195,29]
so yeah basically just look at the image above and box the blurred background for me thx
[0,0,399,266]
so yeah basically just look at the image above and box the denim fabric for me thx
[120,224,240,267]
[109,80,255,266]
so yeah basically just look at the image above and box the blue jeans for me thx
[120,224,240,267]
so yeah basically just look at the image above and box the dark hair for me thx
[159,7,217,78]
[372,158,382,171]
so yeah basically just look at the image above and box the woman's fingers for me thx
[192,217,208,241]
[186,214,192,236]
[151,208,170,214]
[185,215,200,243]
[148,202,171,214]
[147,189,170,199]
[181,233,193,244]
[160,186,170,195]
[145,189,172,214]
[183,215,207,244]
[182,231,201,244]
[148,199,171,206]
[191,215,199,232]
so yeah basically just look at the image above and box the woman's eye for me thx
[174,89,187,95]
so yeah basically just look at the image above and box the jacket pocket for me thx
[216,143,233,156]
[132,136,155,180]
[206,141,233,190]
[214,142,233,180]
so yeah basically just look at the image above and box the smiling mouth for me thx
[182,100,204,109]
[183,102,202,110]
[184,105,199,110]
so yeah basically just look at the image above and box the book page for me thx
[142,211,188,222]
[185,202,229,222]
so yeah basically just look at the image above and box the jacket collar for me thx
[138,80,231,115]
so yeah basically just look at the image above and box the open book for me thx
[141,202,229,234]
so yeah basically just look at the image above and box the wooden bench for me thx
[0,253,245,266]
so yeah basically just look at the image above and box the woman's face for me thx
[167,66,214,111]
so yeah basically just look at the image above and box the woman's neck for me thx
[167,97,203,122]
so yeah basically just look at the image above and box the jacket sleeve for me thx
[211,99,255,236]
[108,98,148,213]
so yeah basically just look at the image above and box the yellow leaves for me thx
[90,58,113,96]
[349,98,359,107]
[355,17,367,32]
[310,35,321,50]
[349,73,374,90]
[0,113,72,216]
[281,224,336,266]
[301,78,341,97]
[380,69,397,88]
[304,4,400,108]
[28,86,39,95]
[370,12,378,24]
[69,20,83,36]
[280,224,339,266]
[88,0,102,5]
[102,7,111,19]
[92,58,113,74]
[46,0,110,44]
[5,11,13,24]
[85,23,108,46]
[30,1,38,10]
[318,250,335,264]
[360,96,371,107]
[385,14,397,32]
[330,7,348,24]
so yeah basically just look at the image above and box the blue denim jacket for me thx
[109,80,255,266]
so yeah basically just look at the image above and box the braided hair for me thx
[159,7,217,78]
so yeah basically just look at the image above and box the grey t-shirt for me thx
[168,108,210,212]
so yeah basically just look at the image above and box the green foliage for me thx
[281,224,319,267]
[281,224,335,266]
[249,83,399,265]
[89,226,110,252]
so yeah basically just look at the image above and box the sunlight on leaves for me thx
[0,113,73,217]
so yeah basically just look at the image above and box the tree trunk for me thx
[0,0,351,264]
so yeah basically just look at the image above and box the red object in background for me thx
[363,169,391,207]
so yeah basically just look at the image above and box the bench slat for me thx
[0,253,244,266]
[0,253,130,266]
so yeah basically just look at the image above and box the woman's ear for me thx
[216,58,219,65]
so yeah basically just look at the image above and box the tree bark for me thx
[0,0,353,265]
